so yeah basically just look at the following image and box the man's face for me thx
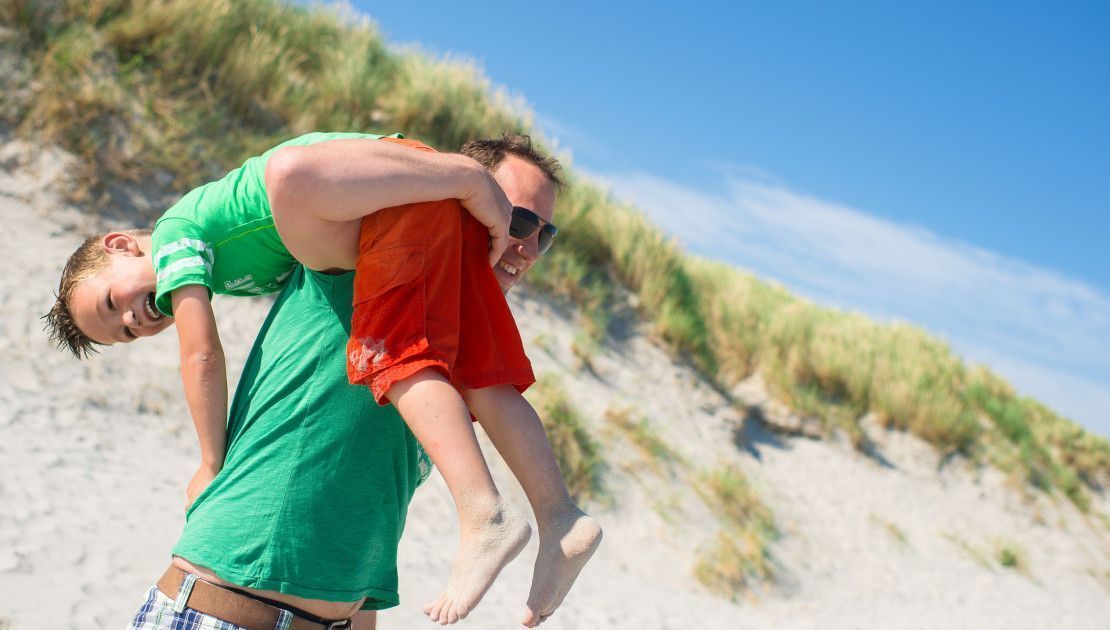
[69,234,173,345]
[490,154,557,293]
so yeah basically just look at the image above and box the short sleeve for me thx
[152,218,215,316]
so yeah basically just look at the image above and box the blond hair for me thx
[43,229,152,359]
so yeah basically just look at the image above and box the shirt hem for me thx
[169,549,400,611]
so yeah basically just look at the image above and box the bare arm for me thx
[264,138,512,265]
[171,284,227,478]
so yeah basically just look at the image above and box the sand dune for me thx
[1,139,1107,629]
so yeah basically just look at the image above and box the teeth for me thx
[144,293,161,321]
[498,261,519,276]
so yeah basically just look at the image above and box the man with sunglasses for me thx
[462,143,559,292]
[127,134,600,629]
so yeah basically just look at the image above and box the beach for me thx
[1,137,1108,629]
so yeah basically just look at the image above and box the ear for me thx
[102,232,142,256]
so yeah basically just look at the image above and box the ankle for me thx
[457,493,513,528]
[537,499,586,530]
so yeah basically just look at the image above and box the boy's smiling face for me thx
[69,232,173,345]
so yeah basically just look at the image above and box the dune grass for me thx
[995,541,1027,573]
[1087,567,1110,592]
[943,533,1031,575]
[869,514,910,550]
[603,405,684,474]
[525,376,605,504]
[942,531,992,569]
[694,464,777,597]
[4,0,1106,508]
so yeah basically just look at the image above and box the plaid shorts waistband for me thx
[128,586,247,630]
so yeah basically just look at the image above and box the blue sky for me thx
[344,1,1110,436]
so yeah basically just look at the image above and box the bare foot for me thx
[424,497,531,624]
[522,508,603,627]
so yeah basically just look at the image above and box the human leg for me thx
[387,370,530,625]
[346,195,532,624]
[447,200,601,625]
[464,386,602,627]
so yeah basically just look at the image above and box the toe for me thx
[423,594,441,616]
[426,596,446,622]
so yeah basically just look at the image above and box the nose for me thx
[517,236,540,262]
[122,308,141,328]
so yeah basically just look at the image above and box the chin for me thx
[494,269,518,293]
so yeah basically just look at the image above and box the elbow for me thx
[265,147,310,212]
[183,348,225,371]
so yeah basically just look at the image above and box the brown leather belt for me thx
[156,566,352,630]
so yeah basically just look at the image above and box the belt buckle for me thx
[324,621,352,630]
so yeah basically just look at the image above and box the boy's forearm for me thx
[171,285,229,471]
[180,348,228,470]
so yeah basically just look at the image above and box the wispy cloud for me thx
[531,112,616,170]
[594,169,1110,437]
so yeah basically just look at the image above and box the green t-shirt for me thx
[172,265,430,609]
[150,132,394,316]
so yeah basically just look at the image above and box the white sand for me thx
[1,138,1107,629]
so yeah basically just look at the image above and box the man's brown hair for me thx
[43,228,152,359]
[459,133,564,189]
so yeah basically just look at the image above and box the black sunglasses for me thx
[508,206,558,254]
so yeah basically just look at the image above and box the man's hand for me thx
[457,166,514,266]
[186,463,220,510]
